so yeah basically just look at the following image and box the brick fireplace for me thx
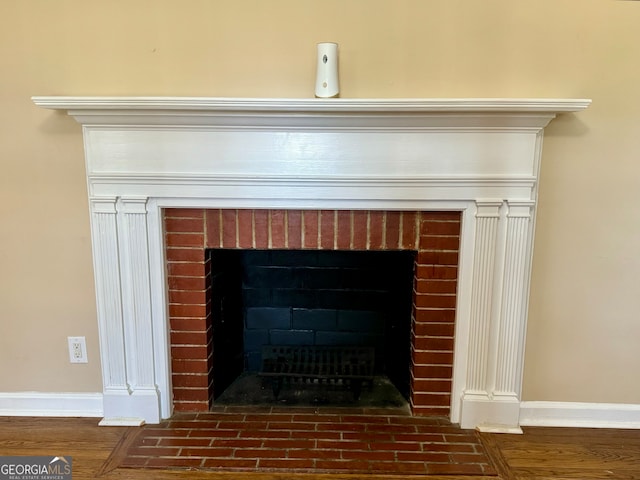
[165,208,461,416]
[33,95,590,430]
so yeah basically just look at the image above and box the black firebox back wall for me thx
[209,249,416,398]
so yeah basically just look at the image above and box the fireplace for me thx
[33,96,590,431]
[165,208,461,415]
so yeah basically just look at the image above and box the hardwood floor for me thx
[480,426,640,479]
[1,416,639,479]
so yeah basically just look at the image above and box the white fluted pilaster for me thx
[90,196,160,425]
[117,197,155,388]
[494,201,534,397]
[90,197,152,424]
[90,198,127,393]
[114,197,160,423]
[465,201,503,395]
[460,200,533,432]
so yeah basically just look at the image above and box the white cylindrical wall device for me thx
[315,42,339,98]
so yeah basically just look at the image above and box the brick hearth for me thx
[165,208,461,416]
[120,407,496,476]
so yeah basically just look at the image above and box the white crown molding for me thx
[520,401,640,429]
[0,392,103,417]
[31,96,592,113]
[32,96,590,131]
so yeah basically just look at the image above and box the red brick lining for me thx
[165,209,460,415]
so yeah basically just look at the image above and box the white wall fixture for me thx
[315,43,339,98]
[32,96,590,429]
[67,336,88,364]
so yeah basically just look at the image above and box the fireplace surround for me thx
[165,208,460,415]
[33,96,590,431]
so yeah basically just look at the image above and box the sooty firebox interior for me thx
[209,249,416,406]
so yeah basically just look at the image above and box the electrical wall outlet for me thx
[67,336,88,363]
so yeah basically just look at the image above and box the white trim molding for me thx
[31,96,591,114]
[520,401,640,429]
[32,97,590,431]
[0,392,103,418]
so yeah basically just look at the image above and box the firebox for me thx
[209,249,415,403]
[165,208,461,416]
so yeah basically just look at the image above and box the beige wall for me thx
[1,0,639,403]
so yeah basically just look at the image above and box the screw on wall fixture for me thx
[67,336,88,363]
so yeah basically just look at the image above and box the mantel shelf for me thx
[32,96,591,131]
[32,96,591,114]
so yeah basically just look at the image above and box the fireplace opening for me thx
[208,249,415,406]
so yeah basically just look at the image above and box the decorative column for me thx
[89,198,129,421]
[90,196,160,425]
[494,202,535,399]
[460,200,535,432]
[465,201,503,397]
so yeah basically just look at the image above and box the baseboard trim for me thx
[2,394,640,429]
[520,401,640,429]
[0,392,103,417]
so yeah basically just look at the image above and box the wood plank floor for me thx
[1,416,639,479]
[480,426,640,479]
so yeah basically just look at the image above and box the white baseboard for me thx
[0,392,103,418]
[520,401,640,429]
[2,394,639,430]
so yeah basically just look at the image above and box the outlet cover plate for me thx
[68,336,88,363]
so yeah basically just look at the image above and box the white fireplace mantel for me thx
[33,96,590,430]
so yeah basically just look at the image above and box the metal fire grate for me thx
[261,345,375,400]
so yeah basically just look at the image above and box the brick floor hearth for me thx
[117,407,497,476]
